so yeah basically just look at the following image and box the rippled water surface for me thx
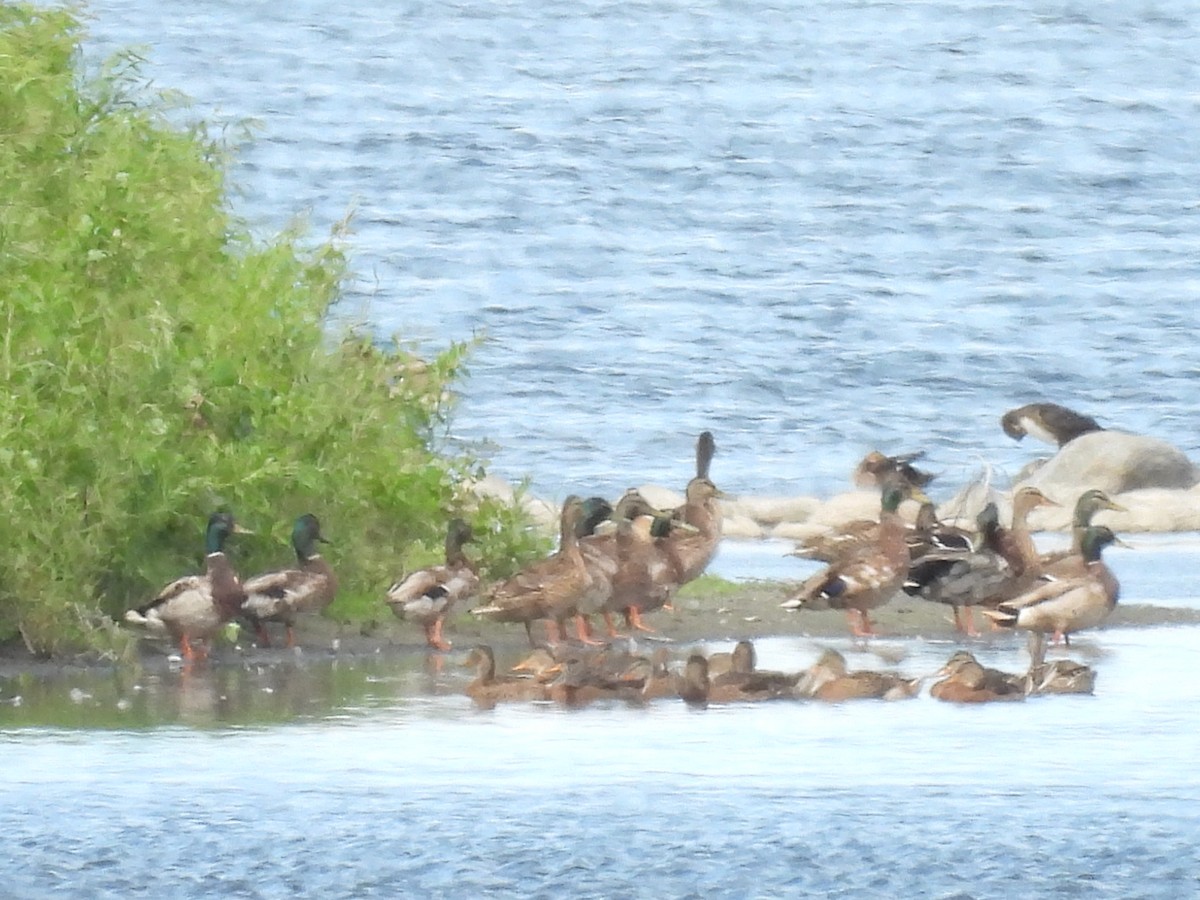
[73,0,1200,500]
[15,0,1200,894]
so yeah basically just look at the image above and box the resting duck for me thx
[781,481,923,637]
[1001,402,1103,447]
[124,512,249,662]
[1027,659,1097,695]
[385,518,478,651]
[853,450,935,490]
[674,652,780,705]
[664,431,723,585]
[471,496,589,646]
[930,651,1026,702]
[794,648,920,701]
[461,645,551,706]
[239,514,336,649]
[710,640,800,696]
[982,526,1122,665]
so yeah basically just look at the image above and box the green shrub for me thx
[0,4,546,656]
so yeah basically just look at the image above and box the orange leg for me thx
[602,612,628,640]
[955,606,980,637]
[285,624,297,649]
[847,609,876,638]
[545,619,564,645]
[255,623,273,648]
[425,619,452,652]
[626,606,657,634]
[180,635,195,661]
[575,614,604,646]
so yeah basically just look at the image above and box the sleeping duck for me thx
[385,518,478,651]
[240,514,337,649]
[930,650,1026,703]
[124,512,250,662]
[794,648,921,702]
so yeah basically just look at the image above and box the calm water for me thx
[74,0,1200,500]
[16,0,1200,894]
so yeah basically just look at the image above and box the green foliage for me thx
[0,4,545,656]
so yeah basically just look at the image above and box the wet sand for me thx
[4,579,1197,680]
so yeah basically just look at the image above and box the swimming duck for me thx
[781,482,922,637]
[793,648,920,701]
[982,525,1122,664]
[664,431,723,585]
[472,496,589,646]
[461,645,551,706]
[1001,402,1103,447]
[239,514,336,649]
[930,651,1026,702]
[385,518,479,651]
[124,512,250,662]
[853,450,936,490]
[1027,658,1097,696]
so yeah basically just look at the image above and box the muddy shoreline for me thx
[3,579,1198,680]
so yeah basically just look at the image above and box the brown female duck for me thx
[663,431,723,585]
[710,640,800,696]
[385,518,479,651]
[930,651,1026,702]
[1027,659,1097,695]
[471,496,589,646]
[462,645,551,706]
[781,482,922,637]
[124,512,250,662]
[794,648,920,702]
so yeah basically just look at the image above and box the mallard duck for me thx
[781,482,922,637]
[674,652,778,705]
[385,518,478,651]
[1001,402,1103,447]
[461,645,551,706]
[239,514,336,649]
[1038,489,1125,568]
[930,650,1026,702]
[664,431,723,585]
[982,526,1122,664]
[710,640,800,696]
[471,496,589,646]
[853,450,935,490]
[575,491,682,641]
[609,501,698,634]
[793,498,965,565]
[124,512,250,662]
[1027,658,1097,695]
[903,489,1057,636]
[640,647,677,701]
[794,648,920,701]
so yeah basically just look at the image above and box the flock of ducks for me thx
[457,638,1097,710]
[121,402,1127,705]
[121,431,723,663]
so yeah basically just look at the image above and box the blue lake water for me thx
[72,0,1200,501]
[13,0,1200,894]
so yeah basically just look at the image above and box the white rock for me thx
[1017,430,1199,495]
